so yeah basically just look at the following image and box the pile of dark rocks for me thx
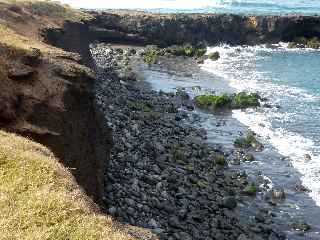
[91,44,286,240]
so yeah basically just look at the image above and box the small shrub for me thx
[208,51,220,61]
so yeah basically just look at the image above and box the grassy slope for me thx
[0,1,152,239]
[0,131,136,240]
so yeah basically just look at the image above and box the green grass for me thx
[0,130,140,240]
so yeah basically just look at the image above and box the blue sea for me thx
[203,44,320,206]
[140,0,320,15]
[135,42,320,238]
[88,0,320,237]
[133,0,320,207]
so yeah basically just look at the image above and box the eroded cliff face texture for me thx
[0,2,111,203]
[87,11,320,46]
[0,43,111,203]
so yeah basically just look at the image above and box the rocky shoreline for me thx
[92,45,286,240]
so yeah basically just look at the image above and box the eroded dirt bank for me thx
[0,1,110,203]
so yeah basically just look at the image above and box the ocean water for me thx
[130,43,320,238]
[140,0,320,15]
[202,44,320,206]
[63,0,320,16]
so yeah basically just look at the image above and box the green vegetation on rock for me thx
[128,101,153,112]
[143,49,158,64]
[234,133,264,151]
[195,94,232,109]
[215,154,227,166]
[243,183,258,196]
[194,92,261,110]
[291,222,311,232]
[208,51,220,61]
[288,36,320,49]
[234,134,257,148]
[142,44,208,64]
[233,92,260,109]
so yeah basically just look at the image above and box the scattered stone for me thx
[304,154,312,161]
[221,196,238,209]
[295,183,311,193]
[91,44,285,240]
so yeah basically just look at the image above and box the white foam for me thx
[58,0,224,10]
[202,44,319,101]
[201,44,320,206]
[233,109,320,206]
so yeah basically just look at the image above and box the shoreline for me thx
[92,44,288,240]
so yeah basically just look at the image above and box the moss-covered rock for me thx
[291,222,311,232]
[288,36,320,49]
[214,154,227,166]
[142,45,207,64]
[195,94,232,109]
[194,92,261,111]
[306,37,320,49]
[234,134,264,151]
[208,51,220,61]
[232,92,260,109]
[128,101,153,112]
[243,183,258,196]
[143,49,159,64]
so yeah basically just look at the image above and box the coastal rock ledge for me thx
[87,11,320,46]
